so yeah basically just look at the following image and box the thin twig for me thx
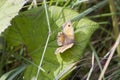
[28,0,37,10]
[98,33,120,80]
[86,51,94,80]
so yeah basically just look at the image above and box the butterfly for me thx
[55,21,74,54]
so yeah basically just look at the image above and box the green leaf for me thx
[0,0,27,34]
[3,6,99,80]
[49,6,99,79]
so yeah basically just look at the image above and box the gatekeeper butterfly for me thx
[55,21,74,54]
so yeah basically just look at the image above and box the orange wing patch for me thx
[57,32,65,46]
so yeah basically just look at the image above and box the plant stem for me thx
[98,34,120,80]
[35,0,51,80]
[109,0,120,58]
[71,0,108,22]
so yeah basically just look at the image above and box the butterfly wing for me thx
[55,43,74,54]
[57,32,65,46]
[62,21,74,41]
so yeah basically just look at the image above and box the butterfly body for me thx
[55,21,74,54]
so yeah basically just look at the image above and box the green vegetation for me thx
[0,0,120,80]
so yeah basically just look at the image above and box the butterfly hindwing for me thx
[55,43,74,54]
